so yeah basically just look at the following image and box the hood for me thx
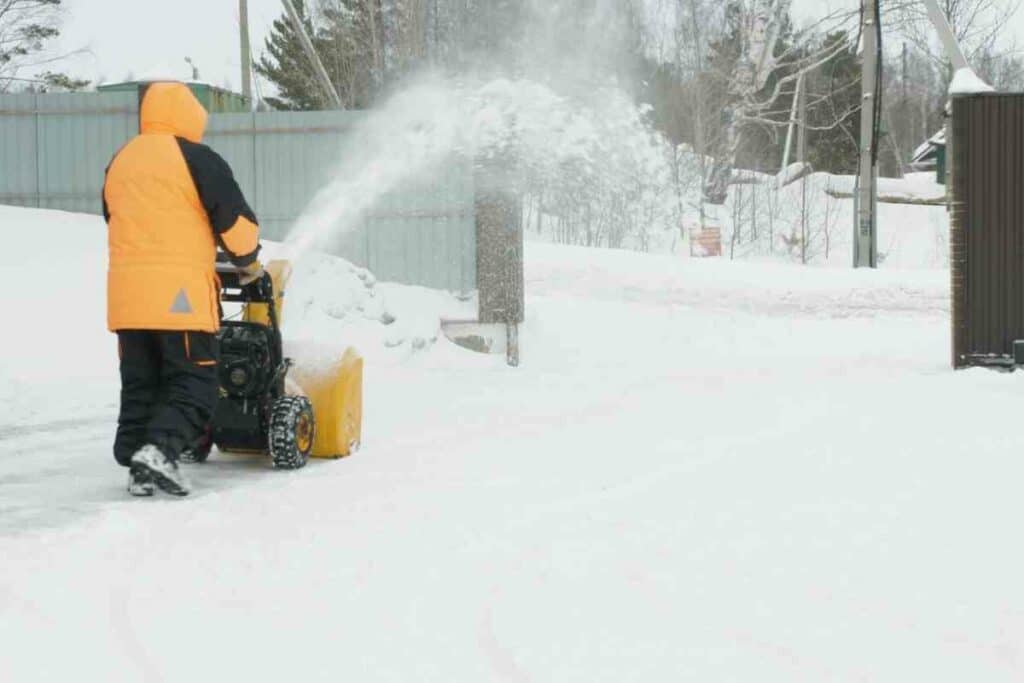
[140,82,208,143]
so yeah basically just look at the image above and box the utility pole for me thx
[239,0,253,106]
[281,0,343,109]
[855,0,879,268]
[798,74,809,264]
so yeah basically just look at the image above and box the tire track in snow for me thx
[0,416,112,442]
[479,601,532,683]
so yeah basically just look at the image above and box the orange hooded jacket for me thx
[103,82,260,333]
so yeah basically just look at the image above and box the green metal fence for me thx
[0,92,476,292]
[0,92,138,213]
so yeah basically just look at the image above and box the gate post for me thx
[949,93,1024,369]
[475,153,524,367]
[949,98,968,369]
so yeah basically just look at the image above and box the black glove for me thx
[238,260,265,286]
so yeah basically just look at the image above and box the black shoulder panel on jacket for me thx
[102,160,113,224]
[176,138,259,234]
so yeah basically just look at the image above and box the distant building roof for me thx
[96,78,249,114]
[97,61,202,87]
[911,129,946,167]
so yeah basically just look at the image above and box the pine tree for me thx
[256,0,395,110]
[254,0,326,110]
[319,0,378,109]
[806,33,859,175]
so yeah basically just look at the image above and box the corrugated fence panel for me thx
[206,109,476,292]
[35,92,138,214]
[0,94,476,292]
[0,94,42,208]
[365,155,475,291]
[252,110,360,244]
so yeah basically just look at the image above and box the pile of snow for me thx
[272,246,474,369]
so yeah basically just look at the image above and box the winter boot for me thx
[130,444,191,497]
[127,465,155,497]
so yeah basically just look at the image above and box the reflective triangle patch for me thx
[170,288,193,314]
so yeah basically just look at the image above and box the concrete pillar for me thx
[475,154,524,366]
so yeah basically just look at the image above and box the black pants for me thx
[114,331,219,466]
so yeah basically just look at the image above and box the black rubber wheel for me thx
[180,428,213,464]
[269,396,315,470]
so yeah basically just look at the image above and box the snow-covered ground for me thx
[3,206,1023,681]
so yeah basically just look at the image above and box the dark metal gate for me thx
[950,93,1024,368]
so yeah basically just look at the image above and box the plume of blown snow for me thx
[280,0,687,262]
[282,76,467,262]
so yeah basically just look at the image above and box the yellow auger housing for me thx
[244,259,363,459]
[291,349,363,458]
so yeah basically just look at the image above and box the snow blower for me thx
[182,255,363,468]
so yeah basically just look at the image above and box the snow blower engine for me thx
[183,254,316,469]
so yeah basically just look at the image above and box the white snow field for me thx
[2,205,1024,681]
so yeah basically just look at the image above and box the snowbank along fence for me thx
[0,90,497,296]
[950,92,1024,368]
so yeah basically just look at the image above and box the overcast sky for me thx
[50,0,284,92]
[45,0,1024,92]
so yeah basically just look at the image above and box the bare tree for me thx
[0,0,84,92]
[880,0,1021,173]
[885,0,1023,81]
[662,0,857,261]
[705,2,858,199]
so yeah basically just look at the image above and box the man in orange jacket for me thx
[103,82,262,496]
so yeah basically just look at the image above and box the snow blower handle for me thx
[229,255,265,286]
[215,261,273,301]
[216,253,264,284]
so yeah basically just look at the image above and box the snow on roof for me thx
[949,68,995,96]
[98,61,212,88]
[911,130,946,163]
[825,172,946,204]
[775,162,811,187]
[911,142,932,163]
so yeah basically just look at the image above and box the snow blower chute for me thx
[183,255,363,468]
